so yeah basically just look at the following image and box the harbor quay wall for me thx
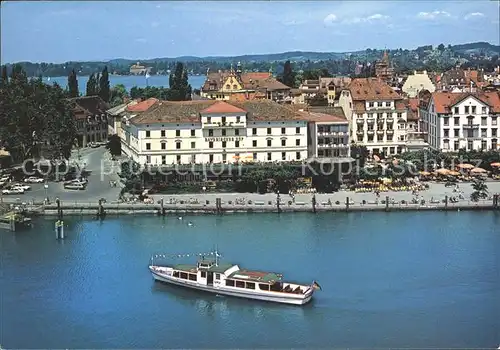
[25,199,499,215]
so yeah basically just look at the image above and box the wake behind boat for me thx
[149,249,321,305]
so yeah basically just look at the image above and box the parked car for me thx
[12,183,31,191]
[2,187,24,195]
[24,176,44,183]
[64,183,86,190]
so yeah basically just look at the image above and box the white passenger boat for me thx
[149,250,321,305]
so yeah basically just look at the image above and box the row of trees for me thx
[0,65,77,162]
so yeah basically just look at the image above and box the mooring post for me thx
[216,197,222,214]
[345,196,350,212]
[312,194,317,213]
[445,195,448,209]
[276,191,281,214]
[55,219,65,239]
[160,198,165,216]
[9,215,15,232]
[56,198,62,220]
[385,196,389,212]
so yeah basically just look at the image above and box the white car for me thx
[24,176,44,183]
[13,184,31,191]
[2,188,24,195]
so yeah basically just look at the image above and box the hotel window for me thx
[296,139,300,146]
[267,128,271,135]
[209,142,213,149]
[176,130,180,137]
[161,156,166,164]
[467,140,473,150]
[209,154,214,163]
[493,117,498,126]
[281,127,286,134]
[281,139,286,146]
[454,140,459,150]
[267,152,272,161]
[235,129,239,136]
[454,117,460,126]
[236,116,241,123]
[146,143,151,150]
[191,129,195,137]
[207,117,211,123]
[215,273,220,280]
[492,139,498,150]
[222,117,226,124]
[209,129,214,137]
[387,134,393,141]
[472,106,476,114]
[222,141,227,148]
[492,129,497,137]
[252,128,257,135]
[235,141,240,148]
[281,152,286,160]
[295,127,300,134]
[454,129,459,137]
[397,113,402,119]
[464,106,469,114]
[482,107,487,114]
[481,140,487,150]
[296,152,300,160]
[444,129,449,137]
[161,143,166,150]
[253,140,257,147]
[146,155,151,163]
[176,155,181,163]
[454,107,459,114]
[222,130,226,136]
[369,102,374,107]
[443,117,449,126]
[267,140,271,147]
[191,142,195,149]
[146,130,151,138]
[481,117,487,126]
[161,130,166,137]
[253,152,257,160]
[481,129,487,138]
[176,142,181,149]
[222,154,227,162]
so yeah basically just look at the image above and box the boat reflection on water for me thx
[151,282,314,318]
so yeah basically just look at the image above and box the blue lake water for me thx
[45,75,206,93]
[1,211,499,348]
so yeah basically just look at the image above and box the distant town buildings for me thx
[292,77,351,107]
[401,71,436,98]
[374,51,395,84]
[200,63,291,103]
[129,62,152,75]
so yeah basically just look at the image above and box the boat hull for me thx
[150,268,314,305]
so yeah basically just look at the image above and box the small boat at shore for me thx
[149,250,321,305]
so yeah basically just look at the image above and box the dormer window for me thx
[225,84,230,89]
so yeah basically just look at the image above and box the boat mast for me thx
[215,245,219,266]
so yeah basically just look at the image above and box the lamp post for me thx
[44,183,49,204]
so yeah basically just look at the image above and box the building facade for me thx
[338,78,408,157]
[120,100,309,165]
[68,96,110,147]
[401,71,436,97]
[421,92,500,151]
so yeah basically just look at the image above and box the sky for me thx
[1,0,499,63]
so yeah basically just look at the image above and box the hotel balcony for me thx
[386,129,394,134]
[367,118,375,124]
[376,130,384,135]
[356,119,364,125]
[377,119,385,125]
[367,130,375,135]
[386,117,394,123]
[203,121,246,129]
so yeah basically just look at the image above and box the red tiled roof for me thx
[347,78,400,101]
[127,98,158,112]
[431,92,500,114]
[200,101,246,114]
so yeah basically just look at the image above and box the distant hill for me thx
[450,42,499,55]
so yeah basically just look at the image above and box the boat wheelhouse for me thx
[149,250,319,305]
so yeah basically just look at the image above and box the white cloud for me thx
[135,38,148,43]
[323,13,337,26]
[342,13,390,24]
[416,11,451,20]
[464,12,484,20]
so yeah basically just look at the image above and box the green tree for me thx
[1,65,8,87]
[168,62,192,101]
[279,60,295,88]
[106,134,121,156]
[110,84,129,107]
[86,73,98,96]
[437,44,445,51]
[470,179,488,202]
[99,66,110,102]
[67,69,79,97]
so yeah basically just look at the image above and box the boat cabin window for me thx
[225,279,235,287]
[246,282,255,290]
[235,280,245,288]
[173,271,180,278]
[215,273,220,280]
[259,284,269,291]
[270,282,282,292]
[188,274,197,281]
[201,271,207,278]
[180,272,188,279]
